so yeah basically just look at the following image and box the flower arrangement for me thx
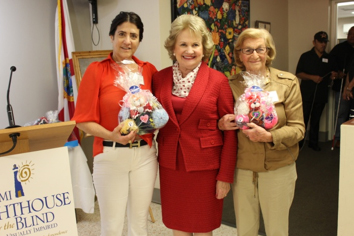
[234,72,278,130]
[112,60,169,135]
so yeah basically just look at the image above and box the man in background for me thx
[330,26,354,148]
[296,31,337,151]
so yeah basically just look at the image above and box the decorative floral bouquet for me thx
[112,60,169,135]
[24,110,59,126]
[234,72,278,130]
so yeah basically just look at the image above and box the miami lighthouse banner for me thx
[0,147,78,236]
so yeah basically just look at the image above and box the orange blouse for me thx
[72,53,157,157]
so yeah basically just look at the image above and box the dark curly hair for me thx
[109,11,144,42]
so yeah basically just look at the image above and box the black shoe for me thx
[308,143,321,151]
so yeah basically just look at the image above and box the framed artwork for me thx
[255,20,271,32]
[171,0,250,77]
[72,50,112,87]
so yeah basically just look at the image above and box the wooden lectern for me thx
[0,121,76,156]
[337,118,354,235]
[0,121,79,236]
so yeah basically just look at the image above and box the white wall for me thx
[289,0,330,75]
[0,0,337,135]
[67,0,91,52]
[338,17,354,39]
[250,0,289,71]
[0,0,91,129]
[90,0,170,71]
[288,0,331,137]
[0,1,57,128]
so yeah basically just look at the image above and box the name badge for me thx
[268,91,279,103]
[322,58,328,63]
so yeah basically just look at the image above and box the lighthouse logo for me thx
[12,161,35,198]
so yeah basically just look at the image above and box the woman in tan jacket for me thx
[218,28,305,236]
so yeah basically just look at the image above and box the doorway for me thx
[327,1,354,143]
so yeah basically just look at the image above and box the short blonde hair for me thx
[234,28,276,71]
[165,14,214,62]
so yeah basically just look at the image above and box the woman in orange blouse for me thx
[72,12,157,236]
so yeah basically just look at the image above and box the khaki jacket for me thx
[229,67,305,172]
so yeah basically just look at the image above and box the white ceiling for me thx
[338,2,354,18]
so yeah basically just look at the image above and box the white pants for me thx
[93,143,158,236]
[232,163,297,236]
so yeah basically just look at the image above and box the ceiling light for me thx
[338,2,354,6]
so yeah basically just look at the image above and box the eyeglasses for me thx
[238,47,269,55]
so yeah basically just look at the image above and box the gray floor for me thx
[81,140,340,235]
[76,202,239,235]
[222,141,340,236]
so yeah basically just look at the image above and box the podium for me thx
[338,118,354,235]
[0,121,79,236]
[0,121,76,156]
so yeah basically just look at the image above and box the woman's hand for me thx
[218,114,238,131]
[242,123,273,143]
[216,180,230,199]
[111,123,137,145]
[76,121,137,145]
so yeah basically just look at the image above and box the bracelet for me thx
[346,87,352,91]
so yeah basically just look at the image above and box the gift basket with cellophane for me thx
[112,60,169,135]
[234,72,278,130]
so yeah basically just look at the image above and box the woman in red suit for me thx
[152,14,237,236]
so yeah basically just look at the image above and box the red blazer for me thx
[152,62,237,183]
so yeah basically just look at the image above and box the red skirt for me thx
[159,145,224,232]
